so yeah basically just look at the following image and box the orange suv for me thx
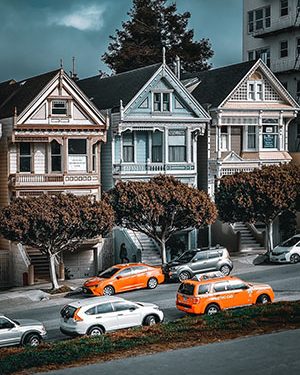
[83,263,165,296]
[176,274,274,315]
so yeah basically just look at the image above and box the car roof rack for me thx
[192,271,225,281]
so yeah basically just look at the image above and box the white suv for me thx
[60,296,164,336]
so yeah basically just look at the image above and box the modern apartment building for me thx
[243,0,300,162]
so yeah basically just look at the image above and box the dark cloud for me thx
[0,0,242,82]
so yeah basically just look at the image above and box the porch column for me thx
[279,111,284,151]
[216,112,222,180]
[187,128,192,163]
[164,128,168,164]
[62,137,68,173]
[258,111,263,151]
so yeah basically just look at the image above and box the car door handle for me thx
[96,316,102,319]
[118,314,124,316]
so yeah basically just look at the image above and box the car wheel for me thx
[290,254,300,264]
[103,285,115,296]
[205,304,220,316]
[147,277,158,289]
[257,294,270,305]
[220,265,231,276]
[144,315,157,326]
[178,271,191,282]
[24,333,41,347]
[87,326,104,336]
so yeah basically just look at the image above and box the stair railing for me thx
[17,243,31,268]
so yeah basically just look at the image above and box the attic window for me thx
[52,100,68,115]
[247,81,264,100]
[153,92,171,112]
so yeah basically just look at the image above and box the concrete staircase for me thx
[233,222,265,252]
[127,230,161,265]
[26,247,50,281]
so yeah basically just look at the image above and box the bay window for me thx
[168,130,186,162]
[123,132,134,162]
[19,143,32,172]
[68,139,87,172]
[262,120,279,149]
[50,140,62,172]
[152,131,163,162]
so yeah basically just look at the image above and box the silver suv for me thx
[166,247,233,282]
[0,314,47,347]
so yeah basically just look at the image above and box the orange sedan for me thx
[82,263,165,296]
[176,275,274,315]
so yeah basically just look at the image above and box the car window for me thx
[0,318,14,329]
[85,303,114,315]
[177,251,197,263]
[99,267,120,278]
[60,305,77,318]
[228,280,249,291]
[194,252,207,261]
[178,283,195,295]
[117,268,133,277]
[112,301,137,312]
[208,251,221,259]
[213,282,229,292]
[279,237,300,247]
[197,284,211,295]
[131,266,148,274]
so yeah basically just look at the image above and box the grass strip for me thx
[1,301,300,375]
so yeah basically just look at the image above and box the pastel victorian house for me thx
[79,62,210,262]
[183,59,299,250]
[0,69,107,286]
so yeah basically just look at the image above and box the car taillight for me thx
[192,297,200,304]
[73,308,83,321]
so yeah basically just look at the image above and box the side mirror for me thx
[116,275,122,280]
[191,259,197,263]
[129,307,137,311]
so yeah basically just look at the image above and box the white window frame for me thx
[51,100,68,116]
[244,125,258,151]
[220,126,231,152]
[247,81,264,101]
[280,0,289,17]
[122,131,135,163]
[152,92,172,113]
[261,120,280,151]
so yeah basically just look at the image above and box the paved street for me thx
[37,329,300,375]
[1,256,300,342]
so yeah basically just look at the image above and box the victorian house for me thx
[0,69,107,286]
[183,59,299,250]
[78,61,211,263]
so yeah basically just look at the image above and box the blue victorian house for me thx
[79,61,210,264]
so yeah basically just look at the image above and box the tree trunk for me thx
[265,221,274,256]
[160,240,167,265]
[49,254,59,290]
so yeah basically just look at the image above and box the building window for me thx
[280,41,288,58]
[122,132,134,162]
[68,139,87,172]
[92,143,97,172]
[51,100,68,115]
[280,0,288,16]
[50,140,62,172]
[220,127,229,151]
[248,51,254,61]
[168,130,186,162]
[248,48,270,67]
[152,131,163,162]
[248,6,271,33]
[19,143,31,172]
[153,92,171,112]
[247,126,257,149]
[248,81,264,101]
[262,120,279,149]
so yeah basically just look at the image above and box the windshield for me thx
[177,251,196,263]
[11,319,19,325]
[178,283,195,295]
[279,237,300,247]
[99,267,120,279]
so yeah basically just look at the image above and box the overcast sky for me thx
[0,0,242,82]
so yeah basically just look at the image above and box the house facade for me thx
[243,0,300,164]
[0,69,108,286]
[79,62,211,261]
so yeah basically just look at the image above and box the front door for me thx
[90,302,119,331]
[0,318,20,346]
[112,301,142,328]
[190,252,209,273]
[228,280,252,307]
[113,268,137,292]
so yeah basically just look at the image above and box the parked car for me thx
[0,313,47,347]
[176,275,274,315]
[165,246,233,282]
[60,296,164,336]
[270,235,300,264]
[82,263,165,296]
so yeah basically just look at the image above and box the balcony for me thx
[113,162,195,176]
[252,15,299,38]
[271,58,299,73]
[9,173,100,187]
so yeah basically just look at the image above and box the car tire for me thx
[23,333,41,347]
[220,265,231,276]
[256,294,270,305]
[290,254,300,264]
[87,326,104,336]
[103,285,115,296]
[178,271,191,282]
[147,277,158,289]
[144,315,157,326]
[205,304,220,315]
